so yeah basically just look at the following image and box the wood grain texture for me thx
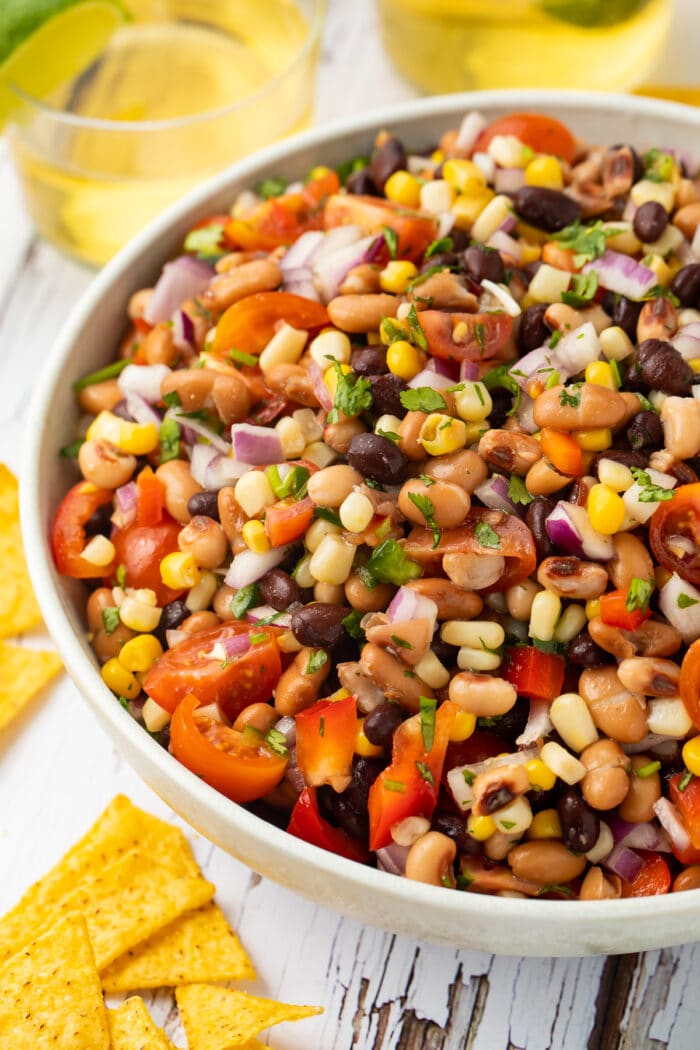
[0,2,698,1048]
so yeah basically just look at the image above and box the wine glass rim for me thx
[8,0,327,133]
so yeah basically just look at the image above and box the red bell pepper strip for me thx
[669,772,700,850]
[295,693,357,791]
[621,850,671,897]
[136,465,163,527]
[287,787,370,864]
[502,646,565,703]
[599,588,651,632]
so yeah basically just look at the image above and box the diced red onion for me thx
[126,392,161,426]
[285,748,306,792]
[168,410,231,454]
[387,587,437,637]
[546,501,614,561]
[376,843,410,875]
[472,150,495,183]
[144,256,213,324]
[113,481,138,529]
[225,546,290,589]
[603,844,644,883]
[308,359,333,411]
[608,817,670,852]
[509,346,562,389]
[659,572,700,643]
[555,322,601,374]
[622,733,680,758]
[583,250,657,301]
[622,467,676,525]
[231,423,283,466]
[458,110,487,154]
[494,167,526,194]
[426,356,459,380]
[246,605,292,629]
[407,367,453,391]
[173,309,195,352]
[672,322,700,361]
[653,797,692,855]
[516,391,537,434]
[284,273,320,301]
[516,699,553,747]
[437,211,456,239]
[222,632,251,658]
[474,474,520,515]
[189,444,219,487]
[313,234,377,303]
[274,715,296,748]
[460,359,479,382]
[204,453,252,490]
[486,229,522,262]
[280,230,325,273]
[165,629,189,649]
[118,363,170,403]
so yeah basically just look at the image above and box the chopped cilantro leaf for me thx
[406,303,428,351]
[72,359,130,392]
[419,695,436,751]
[159,418,180,463]
[407,491,440,548]
[313,506,343,527]
[630,467,675,503]
[256,175,287,199]
[265,727,289,758]
[535,884,574,897]
[342,609,365,640]
[391,634,414,650]
[474,521,501,549]
[60,439,83,459]
[482,363,521,416]
[228,347,259,367]
[229,583,259,619]
[419,473,436,487]
[381,225,398,259]
[559,387,581,408]
[643,148,675,183]
[552,219,622,267]
[183,224,225,260]
[249,631,267,645]
[507,474,534,506]
[162,390,181,409]
[305,649,328,675]
[626,577,653,614]
[678,593,700,609]
[101,607,120,635]
[462,769,475,786]
[399,387,447,413]
[425,235,454,259]
[416,761,435,786]
[376,429,401,443]
[326,361,373,424]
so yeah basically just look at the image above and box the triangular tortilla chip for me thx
[0,467,43,635]
[0,642,62,730]
[107,996,180,1049]
[101,900,255,992]
[0,913,110,1049]
[0,796,199,966]
[175,984,322,1050]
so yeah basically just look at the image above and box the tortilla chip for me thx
[0,913,110,1049]
[101,900,255,992]
[0,795,199,966]
[0,463,19,518]
[107,996,179,1050]
[0,466,43,636]
[175,984,322,1050]
[0,642,62,730]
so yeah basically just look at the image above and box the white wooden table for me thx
[2,2,700,1046]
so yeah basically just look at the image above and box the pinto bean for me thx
[422,448,488,492]
[161,368,213,412]
[507,841,587,884]
[405,578,483,620]
[608,533,654,591]
[339,263,382,295]
[155,460,202,523]
[398,479,470,528]
[672,866,700,892]
[524,458,571,497]
[201,257,281,311]
[217,486,245,545]
[265,362,318,407]
[537,557,608,599]
[579,867,622,900]
[673,201,700,240]
[408,270,478,311]
[578,666,648,743]
[443,552,505,590]
[344,574,394,613]
[87,587,117,633]
[210,372,252,424]
[307,464,363,507]
[618,754,661,823]
[477,429,542,476]
[532,383,627,431]
[327,293,399,333]
[398,410,428,462]
[274,647,331,716]
[323,417,367,454]
[359,643,433,712]
[661,396,700,460]
[636,297,678,344]
[141,323,177,366]
[92,622,136,664]
[77,378,123,414]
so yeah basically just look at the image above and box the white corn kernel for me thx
[493,796,533,836]
[308,329,352,369]
[549,693,599,753]
[396,301,412,321]
[649,390,668,411]
[599,325,635,362]
[119,596,162,633]
[132,588,158,606]
[643,223,684,257]
[293,554,315,589]
[258,323,308,373]
[553,604,587,644]
[185,570,218,612]
[413,650,450,689]
[278,629,303,653]
[528,590,561,642]
[314,581,345,604]
[454,381,492,422]
[80,534,116,567]
[597,458,634,492]
[303,441,337,468]
[234,471,276,518]
[630,179,675,212]
[305,517,342,553]
[487,135,531,168]
[276,416,306,458]
[528,263,571,304]
[647,696,694,738]
[540,741,586,785]
[420,179,456,215]
[293,408,323,444]
[441,620,505,650]
[585,821,614,864]
[375,414,404,438]
[457,647,502,672]
[471,194,514,241]
[678,309,700,327]
[309,534,356,585]
[601,222,641,255]
[142,697,172,734]
[339,491,374,533]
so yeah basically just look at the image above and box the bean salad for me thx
[54,109,700,901]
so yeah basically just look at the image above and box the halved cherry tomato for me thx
[143,621,282,717]
[170,693,287,803]
[473,113,578,164]
[264,496,315,548]
[51,482,116,578]
[599,588,651,632]
[502,646,565,703]
[324,194,438,262]
[111,517,183,606]
[621,850,671,898]
[540,429,582,476]
[224,171,340,251]
[212,291,329,357]
[542,242,579,273]
[680,638,700,730]
[649,484,700,585]
[368,700,457,851]
[136,466,163,527]
[669,772,700,849]
[419,310,513,363]
[403,508,537,592]
[287,787,370,864]
[296,694,357,790]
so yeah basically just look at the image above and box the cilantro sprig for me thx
[326,362,373,424]
[407,492,441,548]
[552,220,623,267]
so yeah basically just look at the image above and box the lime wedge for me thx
[0,0,127,129]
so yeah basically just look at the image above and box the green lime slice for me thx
[542,0,651,28]
[0,0,128,129]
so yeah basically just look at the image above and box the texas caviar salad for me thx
[53,110,700,901]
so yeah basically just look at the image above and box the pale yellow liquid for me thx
[9,0,315,266]
[378,0,671,95]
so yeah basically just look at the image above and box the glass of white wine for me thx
[6,0,326,267]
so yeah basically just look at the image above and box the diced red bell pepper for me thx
[669,772,700,850]
[264,496,314,548]
[295,694,357,791]
[599,588,651,632]
[136,465,163,527]
[287,787,370,864]
[224,171,340,251]
[502,646,565,703]
[621,850,671,897]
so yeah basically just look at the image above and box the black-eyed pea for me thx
[404,831,457,887]
[609,533,654,591]
[505,579,541,622]
[448,672,517,717]
[398,478,470,528]
[618,754,661,823]
[537,557,609,600]
[77,378,123,414]
[78,439,137,489]
[178,515,228,569]
[525,458,571,497]
[579,739,630,811]
[443,552,505,590]
[156,460,203,523]
[507,840,587,884]
[477,429,542,476]
[616,656,680,697]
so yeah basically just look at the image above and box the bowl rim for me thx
[21,89,700,954]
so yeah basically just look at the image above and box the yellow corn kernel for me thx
[379,317,407,345]
[119,634,164,674]
[419,413,467,456]
[309,164,332,180]
[525,758,557,792]
[442,158,486,194]
[451,188,495,230]
[308,328,352,369]
[86,410,159,455]
[323,361,352,399]
[450,710,476,742]
[160,551,201,590]
[384,170,421,209]
[327,687,351,702]
[386,339,424,381]
[575,428,612,452]
[585,361,618,389]
[118,595,162,633]
[380,260,418,295]
[597,458,633,492]
[646,253,673,287]
[431,149,445,164]
[519,241,542,264]
[454,382,493,423]
[467,813,497,841]
[587,483,626,535]
[524,154,564,189]
[242,520,271,554]
[586,598,601,621]
[355,719,384,758]
[101,657,141,700]
[689,358,700,374]
[682,737,700,776]
[528,809,562,840]
[463,422,489,446]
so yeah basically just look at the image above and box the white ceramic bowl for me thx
[22,90,700,957]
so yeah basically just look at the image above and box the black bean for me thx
[187,490,220,521]
[633,201,668,243]
[344,756,384,813]
[291,602,348,648]
[325,792,368,840]
[607,294,642,341]
[449,228,471,253]
[627,410,664,451]
[432,812,479,855]
[158,724,171,751]
[363,702,404,748]
[369,373,409,417]
[488,696,530,744]
[258,568,300,611]
[351,344,388,376]
[567,629,609,668]
[83,503,113,538]
[488,387,512,430]
[513,186,581,232]
[156,599,189,645]
[525,497,557,561]
[636,338,693,395]
[347,432,408,485]
[370,136,407,192]
[557,789,600,853]
[671,263,700,308]
[669,460,700,485]
[420,253,459,274]
[590,448,649,473]
[517,304,550,354]
[346,169,379,196]
[462,244,506,284]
